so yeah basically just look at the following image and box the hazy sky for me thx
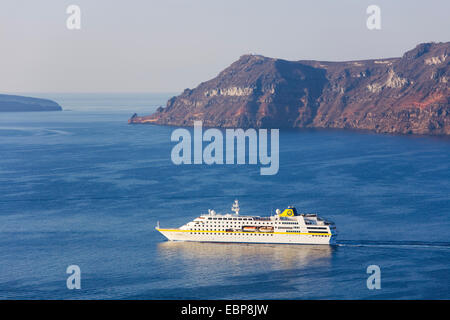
[0,0,448,93]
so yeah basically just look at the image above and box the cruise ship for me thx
[156,200,337,245]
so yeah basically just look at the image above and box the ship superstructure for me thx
[156,200,337,245]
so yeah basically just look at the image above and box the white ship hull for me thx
[157,228,335,245]
[156,201,337,245]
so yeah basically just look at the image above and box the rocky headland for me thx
[130,42,449,135]
[0,94,62,112]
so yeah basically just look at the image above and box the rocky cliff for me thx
[130,42,449,135]
[0,94,62,112]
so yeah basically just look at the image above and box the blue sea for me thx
[0,93,449,299]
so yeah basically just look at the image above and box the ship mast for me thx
[231,199,240,215]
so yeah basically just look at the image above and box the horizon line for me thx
[1,91,180,95]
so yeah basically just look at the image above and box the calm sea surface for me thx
[0,93,449,299]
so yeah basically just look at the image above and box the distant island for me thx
[130,42,449,135]
[0,94,62,112]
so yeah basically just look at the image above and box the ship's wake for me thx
[336,239,450,250]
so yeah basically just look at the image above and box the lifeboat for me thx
[258,226,274,232]
[242,226,258,232]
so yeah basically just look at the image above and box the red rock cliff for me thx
[130,42,449,135]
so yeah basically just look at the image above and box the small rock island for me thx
[0,94,62,112]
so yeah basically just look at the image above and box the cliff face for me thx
[0,94,62,112]
[130,42,449,135]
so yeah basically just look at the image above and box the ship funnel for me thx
[279,206,298,217]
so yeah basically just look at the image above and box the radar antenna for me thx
[231,199,240,215]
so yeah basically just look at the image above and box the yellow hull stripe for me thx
[156,228,331,236]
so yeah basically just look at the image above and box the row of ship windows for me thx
[207,217,250,221]
[189,232,329,237]
[190,232,274,236]
[204,218,298,225]
[285,231,329,236]
[199,222,298,225]
[199,224,266,228]
[192,229,329,233]
[193,227,307,231]
[205,222,271,225]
